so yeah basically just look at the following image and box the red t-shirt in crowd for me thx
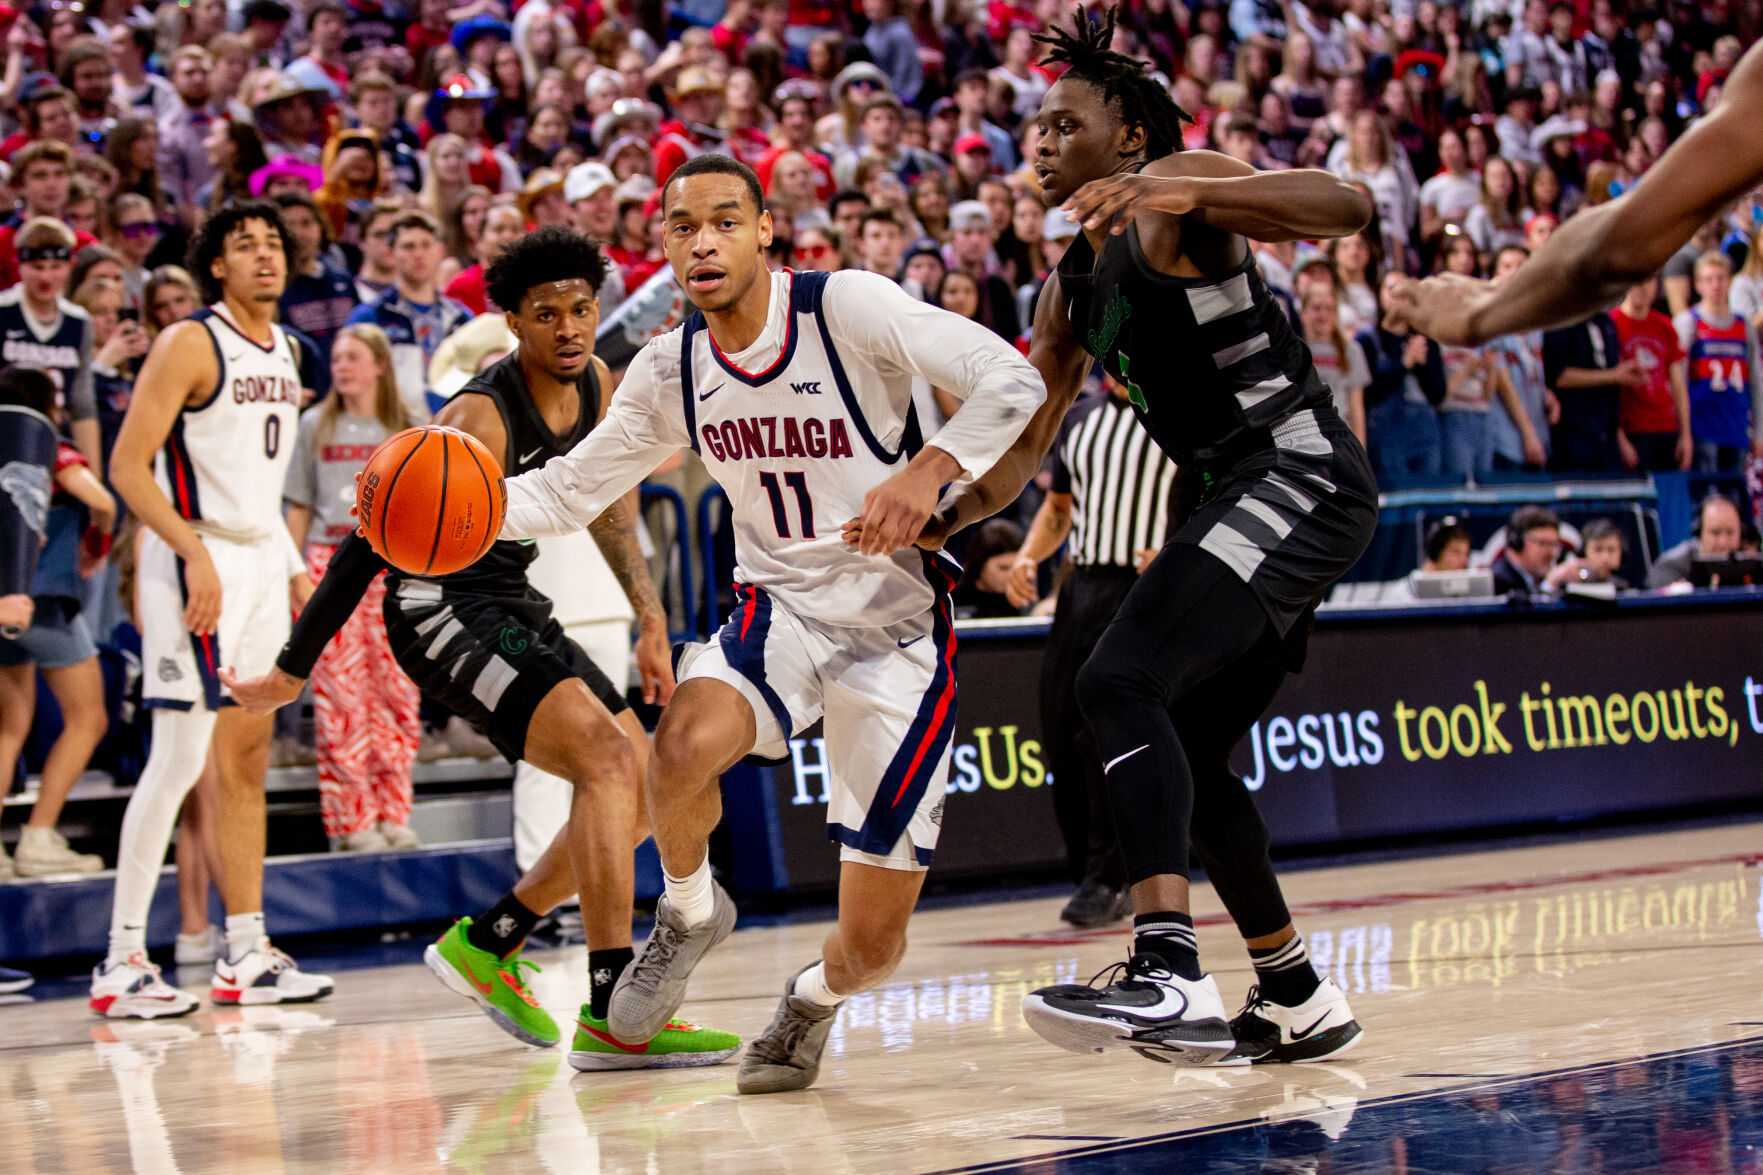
[1610,302,1685,435]
[445,264,489,315]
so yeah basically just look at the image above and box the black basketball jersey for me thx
[412,352,600,598]
[1055,223,1330,466]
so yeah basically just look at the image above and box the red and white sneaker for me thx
[89,953,200,1019]
[211,940,334,1006]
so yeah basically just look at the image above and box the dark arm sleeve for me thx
[275,531,389,678]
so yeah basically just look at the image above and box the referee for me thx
[1005,376,1178,928]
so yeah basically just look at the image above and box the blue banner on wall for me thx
[768,595,1763,890]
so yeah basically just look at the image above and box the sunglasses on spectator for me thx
[793,243,832,260]
[847,78,882,90]
[119,222,160,239]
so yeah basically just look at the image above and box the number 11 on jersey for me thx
[758,471,815,538]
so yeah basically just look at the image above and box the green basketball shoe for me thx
[424,918,560,1048]
[569,1007,742,1071]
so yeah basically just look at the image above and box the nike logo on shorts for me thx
[897,635,925,648]
[1104,745,1149,772]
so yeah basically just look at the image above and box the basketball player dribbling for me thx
[224,227,742,1071]
[496,154,1046,1093]
[92,201,331,1017]
[903,8,1379,1064]
[1388,38,1763,344]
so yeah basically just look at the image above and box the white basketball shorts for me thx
[676,584,957,871]
[139,529,290,712]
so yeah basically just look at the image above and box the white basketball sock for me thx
[791,960,845,1008]
[225,912,266,963]
[107,708,217,966]
[663,855,716,926]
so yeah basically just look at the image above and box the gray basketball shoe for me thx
[736,964,840,1095]
[607,881,737,1042]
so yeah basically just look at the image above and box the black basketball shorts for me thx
[382,578,627,762]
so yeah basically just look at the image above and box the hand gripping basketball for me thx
[356,425,507,576]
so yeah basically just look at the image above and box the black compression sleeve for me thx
[275,532,389,679]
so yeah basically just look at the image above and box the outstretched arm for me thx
[1062,150,1374,243]
[1388,39,1763,345]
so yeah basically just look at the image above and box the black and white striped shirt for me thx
[1051,391,1180,569]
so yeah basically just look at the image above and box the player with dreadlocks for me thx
[880,7,1378,1065]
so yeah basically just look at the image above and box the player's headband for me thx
[17,244,71,263]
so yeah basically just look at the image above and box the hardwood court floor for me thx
[3,821,1761,1174]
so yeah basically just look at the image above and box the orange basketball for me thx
[356,426,506,576]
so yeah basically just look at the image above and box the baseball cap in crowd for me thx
[592,98,660,149]
[1042,208,1080,241]
[17,72,58,104]
[585,68,622,103]
[251,71,329,114]
[1529,114,1586,151]
[518,168,565,220]
[954,132,990,156]
[616,175,656,209]
[429,313,517,402]
[949,200,992,232]
[449,13,511,55]
[928,96,957,120]
[831,62,889,101]
[604,135,652,171]
[901,238,945,269]
[672,67,723,99]
[249,154,323,197]
[564,161,616,204]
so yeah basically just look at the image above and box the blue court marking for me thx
[932,1035,1763,1174]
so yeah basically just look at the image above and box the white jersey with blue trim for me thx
[153,306,304,542]
[502,268,1046,628]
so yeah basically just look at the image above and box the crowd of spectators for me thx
[1,0,1762,877]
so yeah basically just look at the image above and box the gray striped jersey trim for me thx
[1235,375,1291,411]
[1186,273,1253,324]
[471,655,519,711]
[397,578,443,605]
[1235,496,1293,540]
[412,605,453,637]
[425,616,464,660]
[1200,521,1268,582]
[1263,472,1318,513]
[1213,332,1271,370]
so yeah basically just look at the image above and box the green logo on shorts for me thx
[498,627,529,656]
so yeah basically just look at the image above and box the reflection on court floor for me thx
[1,821,1759,1173]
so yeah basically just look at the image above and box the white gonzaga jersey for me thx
[155,306,303,542]
[680,270,949,625]
[501,269,1045,629]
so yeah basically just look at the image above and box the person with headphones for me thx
[1490,505,1564,597]
[1379,517,1473,601]
[1645,494,1746,587]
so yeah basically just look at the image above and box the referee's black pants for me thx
[1074,548,1294,939]
[1039,564,1135,891]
